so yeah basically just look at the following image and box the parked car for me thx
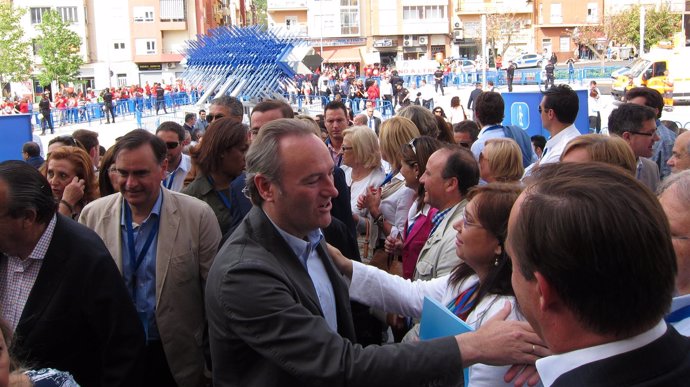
[451,58,477,73]
[511,53,543,68]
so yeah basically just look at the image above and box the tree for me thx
[35,10,83,88]
[486,13,522,64]
[617,4,681,52]
[570,12,629,64]
[0,4,32,95]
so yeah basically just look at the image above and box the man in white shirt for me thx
[658,170,690,336]
[155,122,191,192]
[535,84,582,166]
[419,79,435,110]
[508,162,690,387]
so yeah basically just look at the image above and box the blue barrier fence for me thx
[399,65,620,88]
[30,92,201,127]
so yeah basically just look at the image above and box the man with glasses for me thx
[534,84,581,167]
[626,87,677,179]
[155,122,191,192]
[208,95,244,125]
[608,103,661,191]
[80,129,221,387]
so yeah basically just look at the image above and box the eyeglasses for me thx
[461,207,483,229]
[341,146,353,152]
[458,142,471,149]
[206,114,224,123]
[538,106,551,114]
[165,141,179,149]
[626,129,658,137]
[52,135,77,147]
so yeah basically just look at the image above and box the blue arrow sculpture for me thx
[182,25,310,105]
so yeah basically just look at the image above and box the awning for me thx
[321,47,362,63]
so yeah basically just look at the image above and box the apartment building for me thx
[266,0,453,70]
[454,0,534,60]
[19,0,90,94]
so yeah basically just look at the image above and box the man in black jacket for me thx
[0,161,144,387]
[103,87,115,123]
[506,60,516,92]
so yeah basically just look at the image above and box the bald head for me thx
[668,131,690,173]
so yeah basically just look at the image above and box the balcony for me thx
[160,0,187,30]
[267,0,308,11]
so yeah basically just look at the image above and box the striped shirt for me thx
[0,215,57,331]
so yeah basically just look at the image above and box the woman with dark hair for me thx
[182,117,249,235]
[329,183,525,386]
[434,115,456,144]
[385,136,442,279]
[98,145,119,197]
[449,96,467,124]
[44,146,98,219]
[432,107,447,119]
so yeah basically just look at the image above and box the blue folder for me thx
[419,296,473,386]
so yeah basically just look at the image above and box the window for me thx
[402,6,446,21]
[30,7,50,24]
[135,39,157,55]
[32,39,43,56]
[542,38,552,54]
[133,7,154,22]
[57,7,78,23]
[340,0,359,35]
[117,74,127,87]
[550,3,562,24]
[113,42,126,50]
[285,16,298,30]
[560,36,570,52]
[587,3,599,23]
[160,0,185,21]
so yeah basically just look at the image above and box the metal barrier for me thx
[30,92,202,128]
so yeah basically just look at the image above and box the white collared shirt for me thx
[539,124,581,165]
[162,153,191,192]
[536,320,667,386]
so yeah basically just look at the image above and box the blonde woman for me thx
[560,134,637,175]
[341,126,386,262]
[478,138,524,184]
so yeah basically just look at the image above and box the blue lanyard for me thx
[666,304,690,324]
[124,199,161,298]
[164,169,177,190]
[380,170,398,187]
[207,176,232,210]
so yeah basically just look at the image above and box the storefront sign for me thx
[138,63,162,71]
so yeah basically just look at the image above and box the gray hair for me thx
[245,118,317,205]
[210,95,244,118]
[658,169,690,206]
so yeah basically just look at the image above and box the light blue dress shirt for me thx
[121,190,163,341]
[271,220,339,333]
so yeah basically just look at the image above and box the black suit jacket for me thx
[11,215,145,387]
[552,326,690,387]
[206,207,463,387]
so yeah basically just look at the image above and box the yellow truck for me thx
[611,46,690,102]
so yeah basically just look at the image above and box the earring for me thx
[494,257,499,267]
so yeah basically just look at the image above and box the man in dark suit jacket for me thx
[508,163,690,386]
[0,161,144,387]
[206,119,543,387]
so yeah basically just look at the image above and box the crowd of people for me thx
[2,80,690,387]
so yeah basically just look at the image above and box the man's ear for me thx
[535,271,559,312]
[255,174,276,203]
